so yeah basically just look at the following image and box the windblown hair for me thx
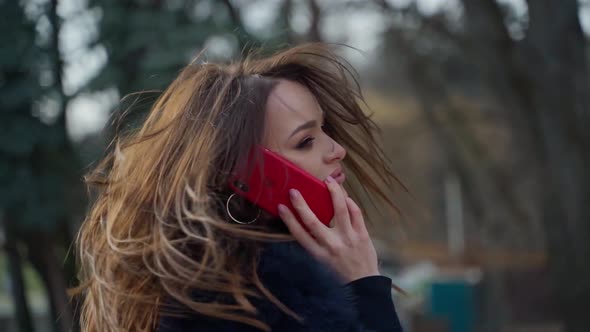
[74,43,401,332]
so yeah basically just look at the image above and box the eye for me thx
[296,136,315,149]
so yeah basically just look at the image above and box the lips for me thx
[329,167,346,184]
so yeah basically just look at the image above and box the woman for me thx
[75,43,404,331]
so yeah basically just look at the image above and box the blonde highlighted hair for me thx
[74,43,401,331]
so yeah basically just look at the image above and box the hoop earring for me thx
[225,193,260,225]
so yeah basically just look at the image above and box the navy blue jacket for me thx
[158,241,403,331]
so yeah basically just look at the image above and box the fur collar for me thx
[158,241,375,332]
[253,241,367,331]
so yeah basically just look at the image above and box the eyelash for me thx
[296,122,326,150]
[296,136,315,149]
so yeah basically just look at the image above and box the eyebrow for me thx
[288,120,317,139]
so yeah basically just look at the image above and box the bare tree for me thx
[374,0,589,330]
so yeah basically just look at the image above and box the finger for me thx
[341,185,349,198]
[345,197,368,235]
[288,189,332,243]
[278,204,324,256]
[324,176,352,232]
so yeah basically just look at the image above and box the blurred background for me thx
[1,0,589,331]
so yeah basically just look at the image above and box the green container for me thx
[428,279,477,332]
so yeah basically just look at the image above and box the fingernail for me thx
[325,175,334,184]
[289,189,299,199]
[278,204,287,214]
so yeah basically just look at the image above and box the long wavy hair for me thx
[74,43,402,331]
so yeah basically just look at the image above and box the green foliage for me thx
[87,0,221,95]
[0,2,39,225]
[0,0,292,231]
[86,0,286,96]
[0,116,44,156]
[0,0,74,231]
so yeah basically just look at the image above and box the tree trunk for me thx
[524,1,590,331]
[27,232,73,332]
[463,0,590,329]
[2,216,35,332]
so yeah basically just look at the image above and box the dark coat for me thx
[157,241,403,332]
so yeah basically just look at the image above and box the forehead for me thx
[265,79,322,123]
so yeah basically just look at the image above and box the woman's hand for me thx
[277,175,380,283]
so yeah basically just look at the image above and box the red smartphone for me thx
[228,146,334,226]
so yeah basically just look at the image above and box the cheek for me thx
[293,156,325,180]
[299,160,323,180]
[278,153,323,180]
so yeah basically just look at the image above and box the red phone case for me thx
[229,147,334,226]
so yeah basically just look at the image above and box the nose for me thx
[325,138,346,163]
